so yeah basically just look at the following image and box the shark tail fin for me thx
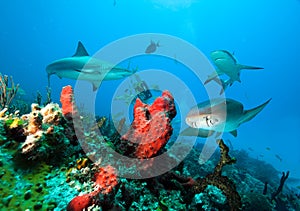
[241,98,272,124]
[237,64,264,70]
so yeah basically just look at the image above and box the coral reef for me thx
[67,90,176,209]
[0,73,19,110]
[67,165,118,211]
[191,139,242,210]
[0,84,298,210]
[271,171,290,201]
[18,103,70,162]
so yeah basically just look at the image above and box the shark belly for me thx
[214,59,240,82]
[55,70,81,80]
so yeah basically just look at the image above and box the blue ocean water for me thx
[1,0,300,209]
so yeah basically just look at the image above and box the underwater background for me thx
[1,0,300,210]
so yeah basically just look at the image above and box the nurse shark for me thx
[46,41,136,91]
[182,98,271,137]
[205,50,263,86]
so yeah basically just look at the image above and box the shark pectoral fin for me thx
[92,81,101,91]
[230,130,238,137]
[180,127,214,138]
[72,41,89,57]
[204,72,219,85]
[237,64,264,70]
[213,78,223,86]
[241,98,272,124]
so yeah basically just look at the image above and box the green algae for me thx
[0,147,55,210]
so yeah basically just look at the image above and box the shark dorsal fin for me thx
[73,41,89,57]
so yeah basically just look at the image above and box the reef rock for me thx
[20,103,63,154]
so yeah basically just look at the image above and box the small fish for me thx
[173,54,179,64]
[266,147,271,151]
[275,154,282,162]
[248,147,254,151]
[150,84,160,90]
[145,40,160,54]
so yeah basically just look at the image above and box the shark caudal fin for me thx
[237,64,264,70]
[240,98,272,125]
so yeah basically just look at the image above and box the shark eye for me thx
[204,115,211,127]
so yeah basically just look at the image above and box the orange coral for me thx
[60,85,75,117]
[121,90,176,158]
[93,165,118,194]
[67,193,94,211]
[67,165,118,210]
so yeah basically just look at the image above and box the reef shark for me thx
[205,50,263,85]
[182,98,271,137]
[46,41,136,91]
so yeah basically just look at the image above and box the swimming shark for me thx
[183,98,271,137]
[204,50,263,85]
[46,41,136,91]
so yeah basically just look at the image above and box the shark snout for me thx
[185,116,201,128]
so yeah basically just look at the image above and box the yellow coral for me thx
[9,118,19,129]
[0,107,8,118]
[76,158,89,170]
